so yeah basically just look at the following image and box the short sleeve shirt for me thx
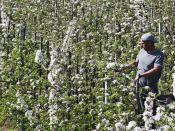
[136,48,164,89]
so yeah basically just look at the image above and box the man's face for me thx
[141,41,149,51]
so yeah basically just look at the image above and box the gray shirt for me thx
[136,48,164,89]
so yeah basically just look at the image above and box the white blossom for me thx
[142,94,155,130]
[115,122,126,131]
[163,125,171,130]
[49,89,56,102]
[62,20,76,52]
[145,86,150,89]
[25,110,33,120]
[1,52,6,56]
[80,68,85,73]
[117,102,122,107]
[47,48,62,86]
[48,88,58,130]
[106,62,118,68]
[167,104,175,109]
[35,50,45,64]
[16,105,21,110]
[126,121,137,130]
[133,127,142,131]
[16,90,20,97]
[35,124,42,131]
[113,80,118,84]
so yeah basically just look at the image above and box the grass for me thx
[0,120,18,131]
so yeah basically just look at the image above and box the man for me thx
[119,33,164,110]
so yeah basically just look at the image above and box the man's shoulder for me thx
[156,49,164,56]
[155,49,164,61]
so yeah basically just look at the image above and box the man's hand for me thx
[117,64,130,73]
[117,68,123,73]
[132,75,140,86]
[117,61,138,73]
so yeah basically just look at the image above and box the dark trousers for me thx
[140,89,158,112]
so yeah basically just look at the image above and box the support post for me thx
[34,33,37,48]
[39,38,43,95]
[136,82,141,114]
[46,41,49,91]
[13,24,15,38]
[166,97,171,104]
[159,23,163,42]
[105,74,108,104]
[103,74,105,102]
[20,24,23,41]
[75,56,79,104]
[23,28,25,41]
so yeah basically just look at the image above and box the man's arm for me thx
[140,65,161,77]
[129,60,138,68]
[133,65,162,85]
[118,60,138,72]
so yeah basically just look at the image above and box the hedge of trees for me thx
[0,0,175,130]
